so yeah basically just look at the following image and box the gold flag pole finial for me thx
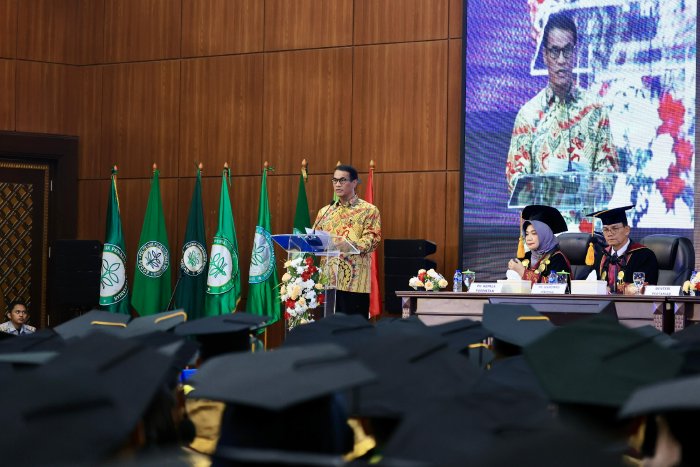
[336,160,341,167]
[370,160,375,170]
[264,160,268,169]
[197,161,203,171]
[301,158,308,181]
[152,163,157,172]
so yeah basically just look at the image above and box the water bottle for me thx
[453,270,462,292]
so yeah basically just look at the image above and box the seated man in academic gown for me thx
[587,206,659,294]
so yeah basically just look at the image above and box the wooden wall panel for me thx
[180,55,264,177]
[16,62,76,135]
[17,0,73,63]
[73,0,105,64]
[0,0,17,58]
[77,179,109,241]
[103,0,181,62]
[264,0,352,51]
[353,41,447,172]
[74,66,104,179]
[447,39,463,171]
[181,0,263,57]
[101,61,180,179]
[374,172,447,297]
[444,171,460,278]
[449,0,463,38]
[354,0,448,45]
[0,60,15,130]
[263,49,352,176]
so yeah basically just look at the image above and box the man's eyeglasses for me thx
[602,225,625,235]
[331,178,349,185]
[545,44,575,61]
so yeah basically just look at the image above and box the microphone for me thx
[312,199,337,234]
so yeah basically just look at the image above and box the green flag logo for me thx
[207,236,237,294]
[182,241,207,276]
[137,241,170,278]
[99,243,128,305]
[249,226,274,284]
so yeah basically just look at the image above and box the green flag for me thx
[174,167,208,319]
[131,167,172,316]
[99,167,130,314]
[248,167,280,322]
[292,167,311,234]
[205,167,241,315]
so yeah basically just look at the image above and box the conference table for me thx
[395,291,700,334]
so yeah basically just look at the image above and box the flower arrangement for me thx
[408,268,448,291]
[682,272,700,295]
[280,255,327,330]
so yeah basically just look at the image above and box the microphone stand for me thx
[167,267,184,311]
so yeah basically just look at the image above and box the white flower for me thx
[281,273,292,282]
[427,269,438,278]
[418,269,427,275]
[315,282,324,290]
[438,279,448,288]
[284,260,292,268]
[425,281,435,290]
[296,266,306,274]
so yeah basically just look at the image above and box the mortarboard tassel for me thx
[516,215,525,259]
[585,216,595,266]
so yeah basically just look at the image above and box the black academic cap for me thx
[0,363,130,465]
[212,445,345,466]
[0,351,57,365]
[521,204,568,234]
[374,315,430,335]
[121,309,188,337]
[342,333,480,418]
[586,205,634,226]
[188,343,376,411]
[0,328,66,352]
[619,374,700,418]
[174,312,268,359]
[633,325,676,348]
[482,304,554,347]
[282,313,375,348]
[425,318,490,351]
[128,330,200,372]
[525,314,683,407]
[47,333,176,431]
[53,309,130,339]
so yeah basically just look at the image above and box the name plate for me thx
[531,283,567,294]
[468,282,502,294]
[644,285,681,296]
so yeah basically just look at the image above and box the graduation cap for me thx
[211,446,345,467]
[47,333,177,431]
[0,363,130,465]
[174,312,269,360]
[586,205,634,226]
[0,328,66,352]
[426,318,490,351]
[619,374,700,418]
[342,332,480,418]
[282,313,375,348]
[524,314,683,407]
[188,343,375,410]
[53,309,131,339]
[121,309,187,337]
[521,204,568,234]
[482,304,554,348]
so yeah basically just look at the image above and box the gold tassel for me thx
[585,241,595,266]
[517,236,525,259]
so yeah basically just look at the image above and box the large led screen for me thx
[462,0,697,279]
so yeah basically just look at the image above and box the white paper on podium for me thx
[505,270,520,281]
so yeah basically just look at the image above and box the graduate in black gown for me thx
[587,205,659,294]
[508,205,572,286]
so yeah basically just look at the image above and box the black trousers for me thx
[335,290,370,319]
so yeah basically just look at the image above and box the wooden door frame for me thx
[0,131,78,327]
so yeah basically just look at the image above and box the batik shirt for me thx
[314,196,381,293]
[0,321,35,335]
[506,86,619,194]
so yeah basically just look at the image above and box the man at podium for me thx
[313,165,381,317]
[505,12,619,207]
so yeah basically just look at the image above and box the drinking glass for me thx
[462,270,476,291]
[633,272,645,295]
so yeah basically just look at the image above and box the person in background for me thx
[508,205,572,285]
[587,205,659,294]
[313,164,381,318]
[0,300,35,335]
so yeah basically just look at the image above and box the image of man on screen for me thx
[505,12,619,206]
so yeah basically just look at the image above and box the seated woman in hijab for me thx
[507,205,572,285]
